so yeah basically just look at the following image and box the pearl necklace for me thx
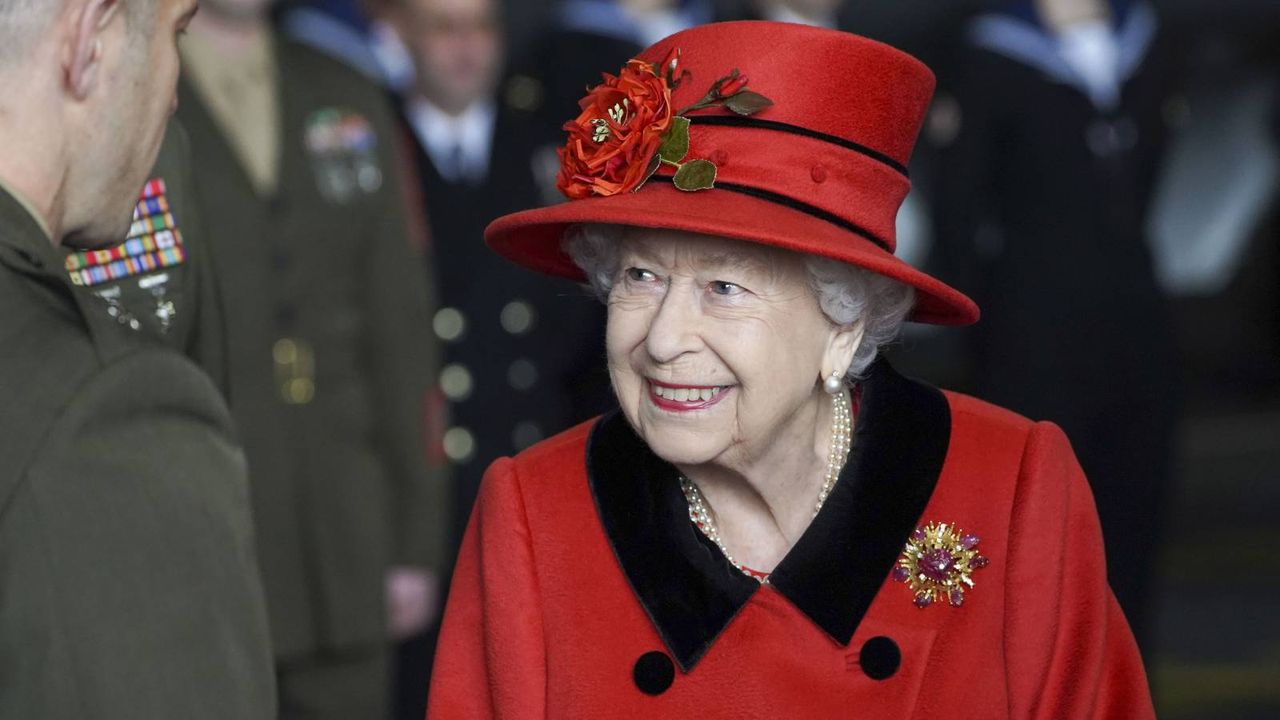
[679,386,853,583]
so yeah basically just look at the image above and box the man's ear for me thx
[65,0,121,101]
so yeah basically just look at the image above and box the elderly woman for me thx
[427,21,1154,719]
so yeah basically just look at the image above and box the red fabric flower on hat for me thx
[556,49,773,199]
[557,59,675,199]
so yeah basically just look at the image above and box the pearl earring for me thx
[824,372,844,395]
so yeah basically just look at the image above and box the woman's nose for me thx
[644,285,701,364]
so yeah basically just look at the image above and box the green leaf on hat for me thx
[724,91,773,116]
[658,116,691,164]
[638,151,662,189]
[673,159,717,191]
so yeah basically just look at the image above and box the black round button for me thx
[632,651,675,695]
[859,636,901,680]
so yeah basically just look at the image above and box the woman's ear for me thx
[64,0,120,101]
[823,320,865,380]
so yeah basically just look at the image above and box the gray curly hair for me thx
[562,224,916,379]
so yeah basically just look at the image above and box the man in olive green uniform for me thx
[180,1,448,716]
[0,0,275,718]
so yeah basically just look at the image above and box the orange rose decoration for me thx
[557,59,675,199]
[556,49,773,199]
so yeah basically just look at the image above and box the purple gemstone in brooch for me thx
[892,522,989,609]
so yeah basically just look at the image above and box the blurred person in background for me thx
[735,2,983,70]
[281,0,418,91]
[929,0,1180,652]
[0,0,274,716]
[379,0,611,714]
[745,0,840,27]
[177,0,448,717]
[513,0,723,147]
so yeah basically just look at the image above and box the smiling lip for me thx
[647,380,732,412]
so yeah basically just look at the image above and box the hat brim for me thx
[486,183,979,326]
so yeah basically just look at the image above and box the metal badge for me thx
[304,108,384,204]
[273,337,316,405]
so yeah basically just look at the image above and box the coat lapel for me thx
[586,358,951,671]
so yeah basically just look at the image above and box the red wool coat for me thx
[427,361,1155,718]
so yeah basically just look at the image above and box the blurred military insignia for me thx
[65,178,185,334]
[304,108,383,203]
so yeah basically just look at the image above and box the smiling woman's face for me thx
[606,230,844,469]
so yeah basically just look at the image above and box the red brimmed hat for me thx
[486,20,979,325]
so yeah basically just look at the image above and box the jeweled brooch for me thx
[893,522,989,608]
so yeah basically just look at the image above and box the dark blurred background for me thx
[278,1,1280,717]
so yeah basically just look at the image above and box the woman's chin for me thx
[635,425,727,468]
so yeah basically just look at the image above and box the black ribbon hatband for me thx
[685,115,909,177]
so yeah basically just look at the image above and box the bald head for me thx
[0,0,158,67]
[0,0,60,65]
[0,0,194,245]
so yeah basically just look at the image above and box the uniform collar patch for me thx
[65,178,185,288]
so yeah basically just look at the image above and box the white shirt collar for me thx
[407,98,497,184]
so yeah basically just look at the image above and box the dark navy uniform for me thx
[400,99,610,547]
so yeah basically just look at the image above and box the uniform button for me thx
[859,636,901,680]
[709,148,729,166]
[511,421,543,450]
[810,165,828,183]
[504,74,544,113]
[507,358,538,391]
[283,378,316,405]
[504,356,535,389]
[433,307,466,342]
[439,363,474,401]
[632,651,675,695]
[499,299,536,335]
[273,338,298,365]
[925,94,963,147]
[442,427,476,463]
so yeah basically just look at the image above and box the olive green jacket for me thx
[176,37,447,659]
[0,189,275,717]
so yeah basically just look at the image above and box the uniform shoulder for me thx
[1,339,233,515]
[50,348,232,434]
[0,271,100,492]
[279,38,393,111]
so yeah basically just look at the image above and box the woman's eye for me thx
[709,280,744,296]
[624,267,656,282]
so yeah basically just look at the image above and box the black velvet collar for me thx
[586,358,951,671]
